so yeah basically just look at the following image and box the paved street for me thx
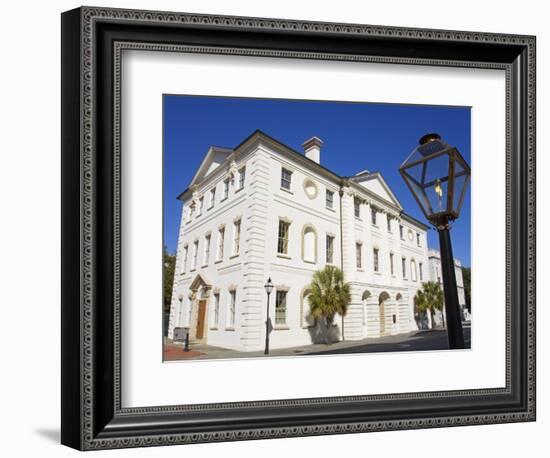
[311,325,470,355]
[164,324,471,361]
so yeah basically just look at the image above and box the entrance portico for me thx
[188,273,212,343]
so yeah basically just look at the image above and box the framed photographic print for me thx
[61,6,536,450]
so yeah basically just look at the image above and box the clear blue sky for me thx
[164,95,471,267]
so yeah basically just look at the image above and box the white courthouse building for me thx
[167,130,454,351]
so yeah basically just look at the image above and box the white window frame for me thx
[325,189,334,209]
[419,262,423,281]
[277,219,290,255]
[232,219,241,256]
[216,227,225,261]
[389,252,394,275]
[228,289,236,328]
[371,207,377,226]
[275,290,287,326]
[181,245,189,273]
[402,257,407,278]
[281,167,292,190]
[203,234,211,266]
[354,198,361,218]
[191,240,199,270]
[373,248,380,272]
[187,297,192,327]
[387,215,392,232]
[411,259,418,282]
[222,178,230,200]
[238,166,246,190]
[209,187,216,209]
[212,292,220,327]
[326,234,335,264]
[197,196,204,216]
[356,242,363,270]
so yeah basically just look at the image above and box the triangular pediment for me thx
[189,146,233,187]
[352,172,403,209]
[190,273,211,291]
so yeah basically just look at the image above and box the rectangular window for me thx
[203,235,211,266]
[209,188,216,209]
[419,262,423,281]
[354,198,361,218]
[411,260,417,281]
[238,167,246,190]
[275,290,287,325]
[192,240,199,270]
[373,248,379,272]
[399,224,404,239]
[277,220,290,255]
[417,233,421,246]
[371,207,377,225]
[228,290,236,327]
[326,190,334,209]
[198,197,204,215]
[390,252,394,275]
[189,204,195,221]
[326,235,335,264]
[182,245,189,273]
[281,168,292,190]
[387,215,392,232]
[213,293,220,326]
[217,227,225,261]
[223,178,230,200]
[402,257,407,278]
[356,243,362,269]
[233,219,241,255]
[187,298,192,326]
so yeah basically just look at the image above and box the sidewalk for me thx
[163,325,471,361]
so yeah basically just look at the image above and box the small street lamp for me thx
[399,133,470,349]
[264,277,274,355]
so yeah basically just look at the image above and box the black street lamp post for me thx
[264,277,274,355]
[399,133,471,349]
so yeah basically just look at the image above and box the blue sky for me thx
[164,95,471,267]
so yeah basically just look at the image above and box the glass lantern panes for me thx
[399,134,470,224]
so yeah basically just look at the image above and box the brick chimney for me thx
[302,136,323,164]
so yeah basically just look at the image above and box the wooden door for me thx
[196,300,206,339]
[379,302,386,335]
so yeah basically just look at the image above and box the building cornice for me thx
[400,211,430,231]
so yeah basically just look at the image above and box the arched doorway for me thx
[378,291,390,336]
[395,293,403,332]
[362,290,371,326]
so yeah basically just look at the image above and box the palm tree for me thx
[308,266,351,344]
[414,281,444,329]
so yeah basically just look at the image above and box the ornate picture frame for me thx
[61,6,536,450]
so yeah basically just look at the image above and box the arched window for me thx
[379,291,390,304]
[378,291,390,335]
[302,225,317,263]
[410,259,417,282]
[396,293,403,302]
